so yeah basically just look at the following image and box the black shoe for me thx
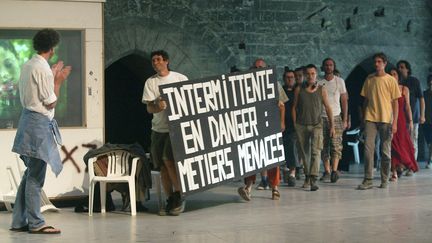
[310,176,319,191]
[287,175,296,187]
[357,179,373,190]
[169,191,185,216]
[320,172,330,182]
[330,171,339,183]
[165,195,174,213]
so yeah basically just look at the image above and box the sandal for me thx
[272,189,280,200]
[29,226,61,234]
[389,175,398,182]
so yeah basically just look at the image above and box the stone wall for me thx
[104,0,432,160]
[105,0,432,82]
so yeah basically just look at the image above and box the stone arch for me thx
[105,18,229,79]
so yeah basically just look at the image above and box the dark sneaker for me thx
[330,171,339,183]
[310,176,319,191]
[168,192,184,216]
[238,187,251,201]
[287,175,296,187]
[378,183,388,189]
[320,172,330,182]
[310,184,319,191]
[169,200,186,216]
[357,179,373,190]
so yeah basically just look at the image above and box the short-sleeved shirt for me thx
[402,76,423,123]
[318,76,347,117]
[19,55,57,120]
[296,85,323,126]
[360,73,401,124]
[142,71,188,133]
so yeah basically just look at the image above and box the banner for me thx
[159,67,285,195]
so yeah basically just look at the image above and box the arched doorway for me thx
[104,54,155,151]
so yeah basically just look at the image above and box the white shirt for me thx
[19,55,57,120]
[318,75,347,117]
[142,71,188,133]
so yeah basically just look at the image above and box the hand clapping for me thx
[52,61,72,84]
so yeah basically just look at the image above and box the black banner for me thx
[160,67,285,195]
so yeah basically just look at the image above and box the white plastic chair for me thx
[346,128,361,164]
[88,150,139,216]
[1,156,59,212]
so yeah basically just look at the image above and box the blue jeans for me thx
[11,156,47,230]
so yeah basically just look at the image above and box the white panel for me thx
[86,28,103,42]
[85,40,104,129]
[0,1,103,29]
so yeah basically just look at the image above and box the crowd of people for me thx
[271,52,428,193]
[127,51,432,211]
[9,28,430,230]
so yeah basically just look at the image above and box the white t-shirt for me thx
[142,71,188,133]
[19,55,57,120]
[318,76,347,117]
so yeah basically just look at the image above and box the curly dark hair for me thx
[372,52,388,63]
[397,60,412,76]
[150,50,169,61]
[33,28,60,53]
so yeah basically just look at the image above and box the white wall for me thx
[0,0,105,198]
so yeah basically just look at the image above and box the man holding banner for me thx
[142,50,188,216]
[158,59,286,202]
